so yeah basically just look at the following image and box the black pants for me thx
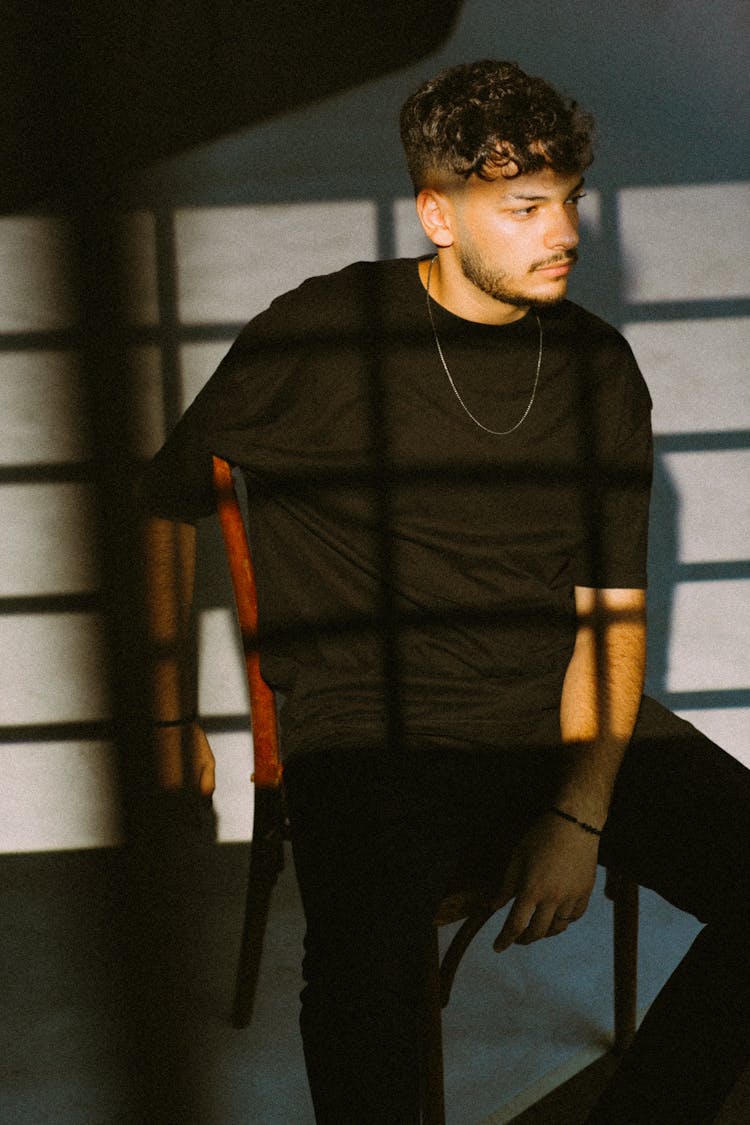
[283,697,750,1124]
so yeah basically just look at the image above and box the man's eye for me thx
[568,192,587,205]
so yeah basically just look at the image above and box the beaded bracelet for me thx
[550,805,603,837]
[152,714,197,729]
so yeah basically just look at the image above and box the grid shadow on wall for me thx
[0,185,748,851]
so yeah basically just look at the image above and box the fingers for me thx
[152,723,217,794]
[494,897,588,952]
[196,756,216,796]
[494,897,556,952]
[493,897,537,952]
[543,902,585,938]
[192,727,217,796]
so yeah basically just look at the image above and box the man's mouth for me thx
[533,252,578,275]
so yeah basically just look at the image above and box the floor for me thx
[1,820,745,1124]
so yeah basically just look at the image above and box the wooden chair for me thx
[212,454,639,1125]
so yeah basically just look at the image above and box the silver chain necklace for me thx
[425,255,543,436]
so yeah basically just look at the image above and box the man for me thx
[141,60,749,1123]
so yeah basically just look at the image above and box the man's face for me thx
[446,166,585,316]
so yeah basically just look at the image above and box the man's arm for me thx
[493,585,646,950]
[142,514,216,795]
[556,584,647,825]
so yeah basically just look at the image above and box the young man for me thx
[141,60,749,1123]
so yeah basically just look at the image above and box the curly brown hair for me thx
[400,59,594,191]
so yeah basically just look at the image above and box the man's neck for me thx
[417,256,529,326]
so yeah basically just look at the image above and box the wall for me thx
[1,0,747,851]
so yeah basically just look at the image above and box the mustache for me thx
[532,250,578,271]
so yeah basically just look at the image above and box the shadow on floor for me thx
[4,837,743,1124]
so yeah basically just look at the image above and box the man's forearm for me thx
[141,515,217,794]
[556,586,647,828]
[142,515,198,724]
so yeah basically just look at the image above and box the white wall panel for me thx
[210,731,255,842]
[197,607,250,717]
[0,351,88,465]
[667,580,748,693]
[661,450,749,563]
[624,318,750,434]
[174,201,378,325]
[1,742,122,852]
[619,183,750,302]
[0,614,108,725]
[196,613,257,842]
[0,483,97,595]
[2,730,258,849]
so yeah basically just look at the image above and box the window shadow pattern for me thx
[0,174,747,1125]
[0,192,748,760]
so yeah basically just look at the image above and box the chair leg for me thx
[438,906,495,1008]
[232,788,285,1028]
[606,870,639,1055]
[420,925,446,1125]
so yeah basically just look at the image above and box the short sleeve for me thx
[570,331,653,589]
[139,287,311,521]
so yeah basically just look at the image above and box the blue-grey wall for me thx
[1,0,747,849]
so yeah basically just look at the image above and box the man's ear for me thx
[415,189,455,248]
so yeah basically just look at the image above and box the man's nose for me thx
[545,208,580,250]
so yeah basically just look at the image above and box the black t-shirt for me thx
[142,258,653,759]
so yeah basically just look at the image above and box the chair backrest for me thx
[212,454,282,790]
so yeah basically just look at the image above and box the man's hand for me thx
[154,722,217,796]
[491,813,599,952]
[192,724,217,795]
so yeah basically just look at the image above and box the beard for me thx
[458,243,578,308]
